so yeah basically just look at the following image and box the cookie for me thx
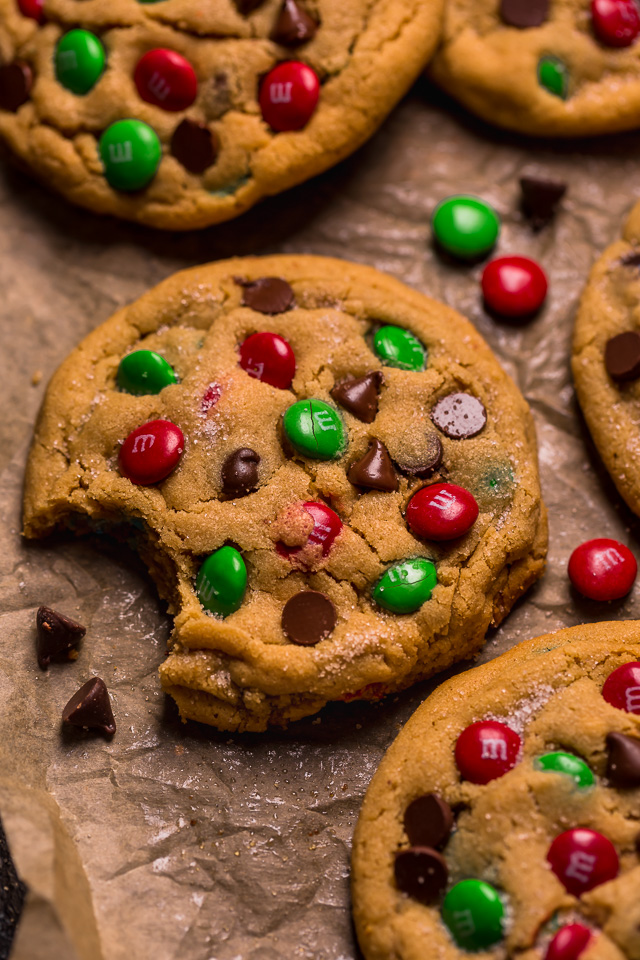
[352,621,640,960]
[573,199,640,518]
[0,0,443,230]
[430,0,640,137]
[23,255,547,732]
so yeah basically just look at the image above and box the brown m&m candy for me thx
[500,0,549,28]
[404,793,454,850]
[170,119,219,174]
[271,0,318,45]
[0,61,32,112]
[330,372,383,423]
[520,175,567,230]
[36,605,86,669]
[62,677,116,735]
[431,393,486,439]
[241,277,294,315]
[348,438,398,491]
[221,447,260,497]
[394,847,448,904]
[281,590,336,645]
[606,731,640,787]
[605,331,640,382]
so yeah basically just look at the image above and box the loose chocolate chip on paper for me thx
[404,793,454,850]
[348,438,398,491]
[221,447,260,496]
[281,590,336,645]
[271,0,318,46]
[36,605,86,670]
[606,731,640,787]
[520,175,567,230]
[0,61,33,112]
[330,371,383,423]
[431,393,487,440]
[394,847,448,904]
[500,0,549,28]
[240,277,295,315]
[62,677,116,736]
[170,119,219,175]
[605,331,640,382]
[395,432,443,479]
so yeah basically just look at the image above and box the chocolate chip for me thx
[62,677,116,736]
[606,731,640,787]
[204,72,232,121]
[170,120,219,175]
[271,0,318,45]
[520,175,567,230]
[221,447,260,497]
[281,590,336,645]
[348,438,398,491]
[404,794,454,850]
[240,277,294,315]
[431,393,487,440]
[0,61,32,113]
[330,371,383,423]
[394,847,448,904]
[605,331,640,382]
[36,606,86,670]
[636,831,640,856]
[621,250,640,267]
[0,816,26,956]
[500,0,549,28]
[233,0,265,12]
[394,433,443,479]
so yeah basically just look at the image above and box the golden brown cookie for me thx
[352,621,640,960]
[23,255,546,731]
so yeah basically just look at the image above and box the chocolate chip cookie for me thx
[352,621,640,960]
[0,0,443,229]
[23,255,546,731]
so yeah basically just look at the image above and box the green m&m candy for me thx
[442,879,505,951]
[538,56,569,99]
[372,558,437,614]
[196,546,247,618]
[99,119,161,192]
[432,196,500,261]
[282,399,345,460]
[117,350,177,396]
[535,751,595,789]
[55,30,106,95]
[373,326,426,371]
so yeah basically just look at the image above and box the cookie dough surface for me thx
[23,255,546,731]
[352,621,640,960]
[0,0,442,229]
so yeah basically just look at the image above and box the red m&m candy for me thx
[259,61,320,132]
[547,828,618,896]
[455,720,521,784]
[568,538,637,601]
[545,924,592,960]
[406,483,479,541]
[17,0,43,20]
[134,49,197,112]
[238,331,296,389]
[481,256,548,319]
[602,661,640,714]
[119,419,184,485]
[278,501,343,561]
[592,0,640,47]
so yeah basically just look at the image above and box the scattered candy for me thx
[99,119,161,191]
[117,349,177,395]
[282,399,344,459]
[602,661,640,714]
[455,720,521,784]
[545,924,592,960]
[281,589,336,645]
[196,545,247,617]
[259,60,320,132]
[62,677,116,735]
[520,175,567,230]
[535,751,595,788]
[372,558,438,614]
[0,61,32,112]
[604,330,640,381]
[431,392,487,439]
[241,277,294,314]
[36,605,86,670]
[119,419,184,485]
[547,828,618,895]
[271,0,318,45]
[404,793,454,849]
[432,195,500,260]
[170,119,219,174]
[330,371,383,423]
[406,482,478,541]
[373,325,426,371]
[568,538,637,601]
[500,0,549,27]
[347,438,398,491]
[482,255,548,318]
[17,0,44,20]
[606,731,640,786]
[278,501,343,559]
[591,0,640,47]
[394,847,448,904]
[441,879,504,951]
[538,56,569,99]
[221,448,261,497]
[54,29,105,95]
[134,48,197,111]
[239,331,296,388]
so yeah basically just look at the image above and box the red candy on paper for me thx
[259,61,320,132]
[545,924,592,960]
[547,828,618,896]
[134,49,197,112]
[568,538,637,601]
[454,720,521,784]
[119,419,184,485]
[238,331,296,388]
[592,0,640,47]
[278,501,343,560]
[406,482,479,541]
[17,0,43,20]
[481,255,548,318]
[602,661,640,714]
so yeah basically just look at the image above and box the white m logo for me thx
[314,410,337,432]
[565,851,596,884]
[131,433,155,454]
[452,910,475,938]
[480,738,507,761]
[625,685,640,713]
[109,141,133,164]
[147,71,171,101]
[270,81,293,104]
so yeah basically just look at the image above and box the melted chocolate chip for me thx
[431,393,487,440]
[330,371,383,423]
[621,251,640,267]
[348,438,398,491]
[394,847,448,904]
[0,61,32,113]
[0,816,26,958]
[240,277,294,315]
[606,731,640,787]
[221,447,260,497]
[170,120,219,175]
[271,0,318,45]
[605,331,640,382]
[404,794,454,850]
[233,0,265,12]
[520,175,567,230]
[36,606,86,670]
[500,0,549,28]
[394,433,443,479]
[281,590,336,645]
[62,677,116,736]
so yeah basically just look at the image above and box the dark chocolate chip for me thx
[170,119,219,175]
[240,277,294,315]
[233,0,265,12]
[605,331,640,382]
[0,816,27,958]
[394,847,448,904]
[404,793,454,850]
[0,61,32,113]
[221,447,260,497]
[330,371,383,424]
[36,606,86,670]
[636,831,640,856]
[431,393,486,440]
[394,433,443,479]
[271,0,318,45]
[520,175,567,230]
[62,677,116,736]
[348,438,398,491]
[606,731,640,787]
[500,0,549,28]
[621,250,640,267]
[281,590,336,645]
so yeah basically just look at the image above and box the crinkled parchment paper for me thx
[3,79,640,960]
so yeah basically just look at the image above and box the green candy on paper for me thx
[196,546,247,618]
[442,879,505,951]
[373,325,426,371]
[117,350,177,396]
[432,195,500,260]
[372,558,437,614]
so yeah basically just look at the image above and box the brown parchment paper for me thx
[4,80,640,960]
